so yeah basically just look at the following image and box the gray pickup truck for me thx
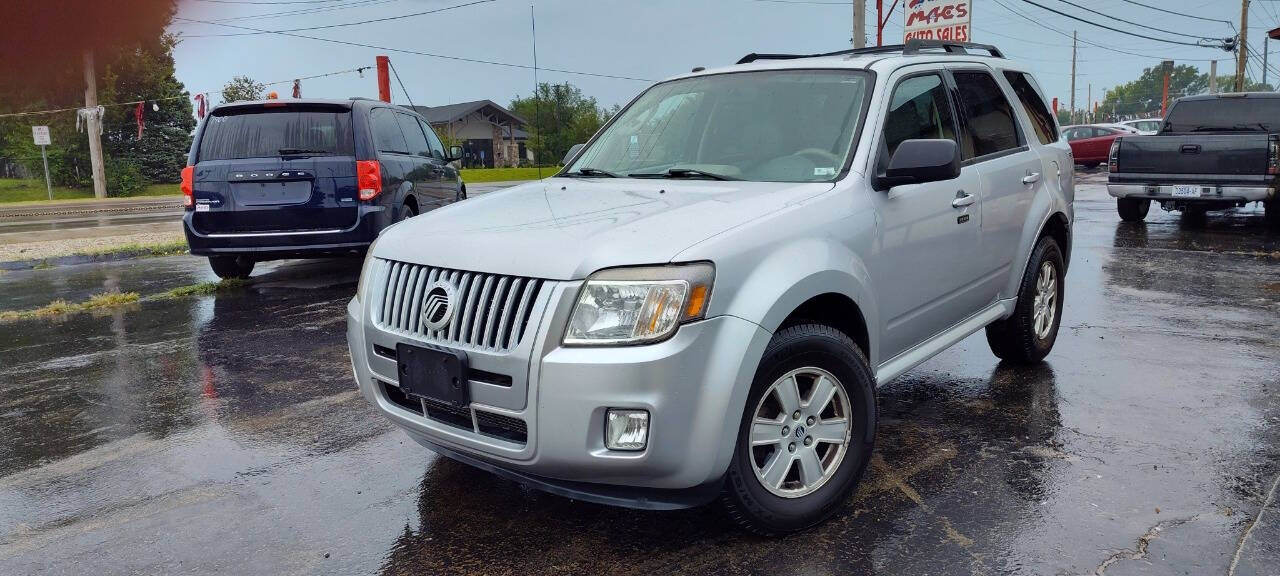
[1107,92,1280,227]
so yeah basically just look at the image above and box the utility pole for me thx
[83,50,106,200]
[1087,83,1092,123]
[854,0,866,48]
[1210,60,1218,94]
[876,0,884,46]
[1265,36,1270,87]
[1237,0,1249,92]
[1069,30,1077,124]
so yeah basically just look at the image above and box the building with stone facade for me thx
[408,101,532,168]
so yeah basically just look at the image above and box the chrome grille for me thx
[375,260,543,352]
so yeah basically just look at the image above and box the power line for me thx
[1114,0,1233,26]
[386,60,416,108]
[191,0,344,4]
[989,0,1222,61]
[170,16,655,82]
[1047,0,1222,41]
[191,0,402,24]
[1016,0,1222,48]
[181,0,494,37]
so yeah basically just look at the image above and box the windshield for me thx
[566,70,869,182]
[1163,98,1280,133]
[197,106,354,161]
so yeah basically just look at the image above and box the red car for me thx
[1062,124,1126,167]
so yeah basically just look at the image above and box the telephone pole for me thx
[1087,83,1092,123]
[854,0,866,48]
[1070,30,1078,124]
[1236,0,1249,92]
[1210,60,1218,94]
[83,50,106,200]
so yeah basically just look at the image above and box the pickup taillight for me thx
[1108,139,1121,173]
[1268,135,1279,175]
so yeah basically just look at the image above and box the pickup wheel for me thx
[1117,198,1150,222]
[1266,200,1279,230]
[208,256,254,280]
[721,324,876,536]
[985,236,1064,364]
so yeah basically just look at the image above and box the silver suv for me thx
[346,40,1074,534]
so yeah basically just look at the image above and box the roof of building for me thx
[408,100,528,127]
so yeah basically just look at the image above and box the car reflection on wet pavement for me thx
[1,170,1278,575]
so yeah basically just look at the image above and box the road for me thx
[1,171,1278,575]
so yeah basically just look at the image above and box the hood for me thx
[373,178,834,280]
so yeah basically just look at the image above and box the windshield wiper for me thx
[278,148,329,156]
[629,167,740,181]
[560,167,621,178]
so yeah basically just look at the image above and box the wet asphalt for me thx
[1,170,1278,575]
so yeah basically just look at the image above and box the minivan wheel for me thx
[398,203,417,222]
[985,236,1064,364]
[722,324,876,536]
[208,255,254,280]
[1117,198,1149,222]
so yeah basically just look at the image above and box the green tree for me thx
[100,33,196,189]
[510,82,611,165]
[221,76,264,103]
[1100,64,1275,119]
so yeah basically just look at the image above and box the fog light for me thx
[605,409,649,451]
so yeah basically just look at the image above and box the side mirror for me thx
[446,145,464,163]
[874,139,960,190]
[562,143,585,166]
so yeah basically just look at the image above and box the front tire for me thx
[208,255,254,280]
[721,324,876,536]
[1117,198,1149,222]
[985,236,1065,364]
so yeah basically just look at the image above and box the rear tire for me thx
[985,236,1065,364]
[721,324,876,536]
[208,255,254,280]
[1181,207,1208,227]
[1117,198,1149,222]
[398,203,417,222]
[1266,200,1280,230]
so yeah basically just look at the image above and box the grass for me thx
[0,178,178,203]
[160,279,246,299]
[77,240,189,259]
[459,167,553,183]
[0,291,141,322]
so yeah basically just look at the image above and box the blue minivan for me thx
[182,98,465,279]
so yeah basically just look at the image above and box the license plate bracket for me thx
[396,343,469,408]
[1172,184,1203,198]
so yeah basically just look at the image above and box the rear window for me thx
[197,107,354,161]
[1164,97,1280,133]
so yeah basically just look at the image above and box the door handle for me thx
[952,190,975,208]
[1022,171,1041,185]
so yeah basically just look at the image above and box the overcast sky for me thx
[169,0,1276,114]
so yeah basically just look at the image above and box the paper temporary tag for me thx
[814,167,836,177]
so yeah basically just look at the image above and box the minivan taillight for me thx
[180,166,194,207]
[1268,135,1279,175]
[357,160,382,201]
[1108,139,1121,173]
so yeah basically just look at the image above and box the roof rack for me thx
[903,39,1004,58]
[735,40,1003,65]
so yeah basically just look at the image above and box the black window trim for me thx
[873,69,964,178]
[944,66,1030,166]
[392,110,434,159]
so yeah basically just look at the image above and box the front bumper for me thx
[346,282,772,506]
[1107,183,1274,203]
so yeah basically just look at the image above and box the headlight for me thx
[564,263,714,346]
[354,238,381,303]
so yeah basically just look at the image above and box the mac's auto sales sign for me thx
[904,0,971,42]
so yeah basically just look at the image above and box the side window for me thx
[1063,128,1080,141]
[882,73,958,159]
[1002,71,1058,145]
[419,118,446,160]
[952,71,1022,160]
[370,109,409,154]
[395,113,431,158]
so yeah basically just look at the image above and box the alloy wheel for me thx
[749,367,852,498]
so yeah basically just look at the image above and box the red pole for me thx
[1160,72,1170,116]
[1052,97,1058,115]
[376,55,391,103]
[876,0,883,46]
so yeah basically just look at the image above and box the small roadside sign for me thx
[32,125,51,146]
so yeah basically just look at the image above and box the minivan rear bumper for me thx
[183,204,388,259]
